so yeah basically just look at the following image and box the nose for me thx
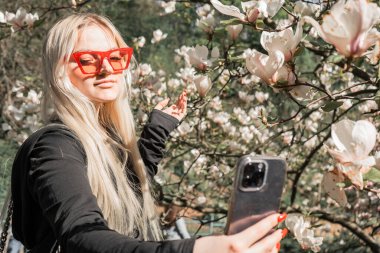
[99,57,113,74]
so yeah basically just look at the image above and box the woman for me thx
[10,13,286,253]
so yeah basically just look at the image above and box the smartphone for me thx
[225,155,287,235]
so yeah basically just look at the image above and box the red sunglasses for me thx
[71,47,133,75]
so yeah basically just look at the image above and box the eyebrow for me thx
[73,47,119,53]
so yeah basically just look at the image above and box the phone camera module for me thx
[242,162,266,188]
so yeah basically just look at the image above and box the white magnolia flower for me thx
[186,45,219,70]
[196,4,212,17]
[255,91,269,103]
[0,11,5,23]
[176,67,196,83]
[245,50,285,84]
[226,24,243,40]
[238,91,255,103]
[260,20,303,62]
[139,63,153,76]
[24,12,39,27]
[294,1,321,17]
[7,105,25,122]
[196,13,215,33]
[304,0,380,58]
[239,126,254,142]
[210,111,230,125]
[285,214,323,252]
[210,0,284,22]
[282,131,293,145]
[210,96,223,110]
[196,196,207,205]
[326,119,378,189]
[233,107,251,125]
[194,75,213,97]
[133,36,146,48]
[2,123,11,132]
[176,121,193,137]
[151,29,167,44]
[158,0,176,14]
[4,7,38,30]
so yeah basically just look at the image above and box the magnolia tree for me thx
[0,0,380,252]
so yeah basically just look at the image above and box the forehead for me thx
[74,25,118,52]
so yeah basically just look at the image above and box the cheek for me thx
[68,65,93,87]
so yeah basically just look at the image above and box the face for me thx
[67,25,124,104]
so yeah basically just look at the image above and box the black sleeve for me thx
[27,128,194,253]
[138,109,179,178]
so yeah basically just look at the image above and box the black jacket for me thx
[11,110,195,253]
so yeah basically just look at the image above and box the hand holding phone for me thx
[225,155,287,235]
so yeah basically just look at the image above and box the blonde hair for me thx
[41,13,161,240]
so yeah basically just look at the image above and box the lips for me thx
[94,79,116,86]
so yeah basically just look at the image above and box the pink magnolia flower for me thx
[186,45,219,71]
[326,119,378,189]
[226,24,243,40]
[245,50,285,84]
[151,29,167,44]
[285,214,323,252]
[157,1,176,14]
[210,0,284,23]
[260,20,303,62]
[304,0,380,58]
[194,75,213,97]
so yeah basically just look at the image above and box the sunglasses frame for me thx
[71,47,133,75]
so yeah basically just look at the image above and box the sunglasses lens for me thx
[109,50,130,70]
[74,48,132,74]
[78,53,100,74]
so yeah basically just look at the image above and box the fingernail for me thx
[276,242,281,251]
[281,228,288,238]
[277,213,287,223]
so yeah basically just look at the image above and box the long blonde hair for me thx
[41,13,161,240]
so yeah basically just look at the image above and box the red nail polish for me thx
[276,242,281,251]
[277,213,287,223]
[281,228,288,238]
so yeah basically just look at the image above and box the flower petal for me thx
[322,170,348,206]
[210,0,247,21]
[351,120,377,158]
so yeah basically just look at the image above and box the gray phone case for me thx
[225,155,287,235]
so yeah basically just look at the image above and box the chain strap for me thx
[0,199,13,253]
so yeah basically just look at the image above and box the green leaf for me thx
[363,168,380,183]
[255,19,264,29]
[328,55,345,64]
[321,101,344,112]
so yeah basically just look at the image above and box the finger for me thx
[177,90,187,104]
[232,213,281,248]
[180,95,187,113]
[246,229,283,253]
[154,98,170,110]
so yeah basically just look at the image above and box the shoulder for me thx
[17,124,85,162]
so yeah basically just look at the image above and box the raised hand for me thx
[154,89,187,121]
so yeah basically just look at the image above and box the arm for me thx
[27,128,195,253]
[138,90,187,177]
[138,109,179,178]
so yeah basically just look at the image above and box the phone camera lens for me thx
[242,162,266,188]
